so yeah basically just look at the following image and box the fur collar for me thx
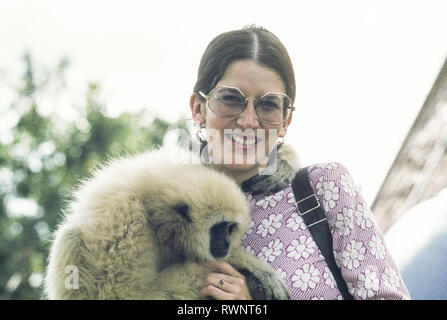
[199,142,301,196]
[240,143,301,196]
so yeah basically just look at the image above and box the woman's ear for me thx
[190,93,206,125]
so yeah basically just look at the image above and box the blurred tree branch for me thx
[0,52,188,299]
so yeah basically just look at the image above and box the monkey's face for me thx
[209,221,237,259]
[149,201,247,263]
[143,164,250,264]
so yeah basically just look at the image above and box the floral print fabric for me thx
[242,163,410,300]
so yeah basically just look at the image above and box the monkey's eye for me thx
[172,204,192,222]
[228,223,237,234]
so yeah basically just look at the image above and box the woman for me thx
[190,25,410,300]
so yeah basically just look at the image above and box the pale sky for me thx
[1,0,447,206]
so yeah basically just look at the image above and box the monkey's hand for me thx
[226,247,291,300]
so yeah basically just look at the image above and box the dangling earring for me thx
[195,123,207,143]
[195,123,210,165]
[195,102,208,143]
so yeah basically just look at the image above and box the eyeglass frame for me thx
[197,86,295,125]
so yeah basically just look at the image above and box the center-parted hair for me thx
[193,25,296,103]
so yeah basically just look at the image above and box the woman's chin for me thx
[221,162,258,172]
[207,136,274,174]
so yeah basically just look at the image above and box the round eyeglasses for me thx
[198,86,295,125]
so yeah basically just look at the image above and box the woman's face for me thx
[191,59,292,176]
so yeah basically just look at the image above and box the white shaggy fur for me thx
[44,147,290,299]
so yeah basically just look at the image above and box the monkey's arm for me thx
[45,227,103,299]
[45,224,208,300]
[143,262,212,300]
[45,218,160,300]
[226,247,291,300]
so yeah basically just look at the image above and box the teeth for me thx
[231,135,256,146]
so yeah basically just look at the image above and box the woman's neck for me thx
[210,164,264,185]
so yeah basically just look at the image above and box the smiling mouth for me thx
[232,135,256,145]
[225,133,260,148]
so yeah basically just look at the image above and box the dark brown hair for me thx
[193,25,296,102]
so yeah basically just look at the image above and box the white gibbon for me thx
[44,148,290,299]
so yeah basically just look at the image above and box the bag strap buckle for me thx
[295,194,327,227]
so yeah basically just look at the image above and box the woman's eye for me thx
[221,95,244,104]
[259,100,280,109]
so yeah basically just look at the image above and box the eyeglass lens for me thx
[209,87,291,124]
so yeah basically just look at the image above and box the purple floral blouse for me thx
[241,162,410,300]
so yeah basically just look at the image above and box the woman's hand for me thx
[200,260,252,300]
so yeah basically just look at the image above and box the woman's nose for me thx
[236,100,260,128]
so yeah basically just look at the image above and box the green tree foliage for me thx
[0,53,189,299]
